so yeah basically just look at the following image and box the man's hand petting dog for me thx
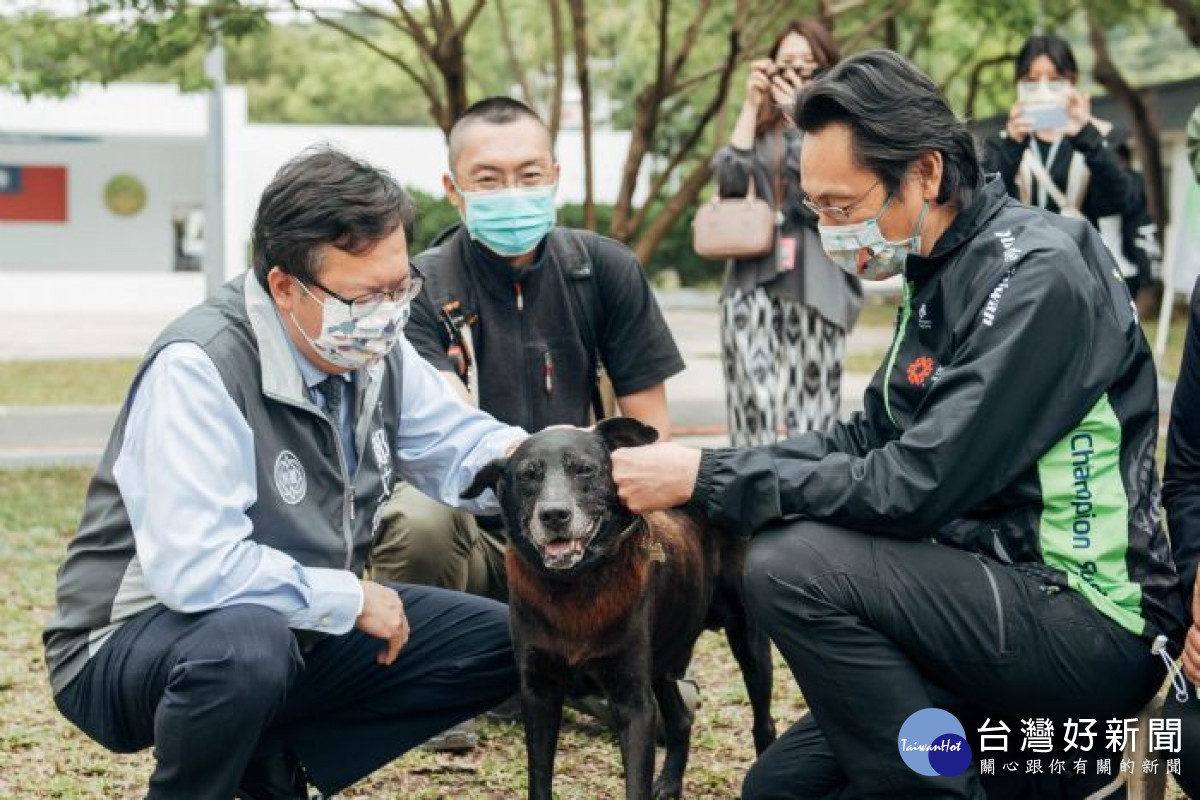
[611,442,702,513]
[356,580,410,666]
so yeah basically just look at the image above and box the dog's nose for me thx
[537,502,573,530]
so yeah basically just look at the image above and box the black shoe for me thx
[236,750,309,800]
[484,693,523,723]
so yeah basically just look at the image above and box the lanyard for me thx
[1027,135,1064,210]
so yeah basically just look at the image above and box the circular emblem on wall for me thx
[103,174,147,217]
[274,450,307,505]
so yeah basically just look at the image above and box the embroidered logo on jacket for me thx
[906,356,936,387]
[274,450,307,505]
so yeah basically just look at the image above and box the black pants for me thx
[53,583,517,798]
[1164,690,1200,796]
[740,521,1164,800]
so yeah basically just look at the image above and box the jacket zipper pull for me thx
[348,492,356,521]
[543,352,554,395]
[515,282,524,312]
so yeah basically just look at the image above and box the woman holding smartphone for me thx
[712,19,862,447]
[983,34,1135,226]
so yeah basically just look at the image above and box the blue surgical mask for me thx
[818,195,929,281]
[454,181,558,257]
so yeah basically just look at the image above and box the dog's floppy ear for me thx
[461,458,508,500]
[595,417,659,451]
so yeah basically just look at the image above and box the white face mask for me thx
[290,281,411,370]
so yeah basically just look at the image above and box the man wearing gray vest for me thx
[43,148,525,800]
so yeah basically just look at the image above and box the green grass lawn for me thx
[0,468,1190,796]
[0,360,139,407]
[0,467,808,798]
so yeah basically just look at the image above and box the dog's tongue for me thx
[544,538,574,556]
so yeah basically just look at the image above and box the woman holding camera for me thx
[712,19,861,447]
[983,34,1135,225]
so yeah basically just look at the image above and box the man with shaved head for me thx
[370,98,684,747]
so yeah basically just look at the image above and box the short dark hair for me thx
[794,49,983,208]
[1015,34,1079,83]
[251,147,415,290]
[448,96,550,170]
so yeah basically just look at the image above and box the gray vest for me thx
[44,272,403,694]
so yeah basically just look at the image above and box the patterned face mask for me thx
[818,195,929,281]
[291,281,411,370]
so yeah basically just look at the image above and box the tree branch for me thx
[455,0,487,40]
[495,0,534,105]
[655,0,670,94]
[629,24,741,234]
[567,0,595,228]
[903,4,938,59]
[841,0,913,52]
[384,0,435,57]
[963,51,1013,119]
[299,2,440,115]
[1160,0,1200,48]
[664,0,711,88]
[547,0,565,142]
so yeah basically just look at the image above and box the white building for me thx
[0,82,634,277]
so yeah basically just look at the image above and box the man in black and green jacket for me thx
[612,50,1185,799]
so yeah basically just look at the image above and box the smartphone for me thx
[1018,80,1070,132]
[1024,102,1068,132]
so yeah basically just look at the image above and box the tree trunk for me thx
[495,0,535,106]
[632,159,712,266]
[963,52,1013,120]
[1087,13,1167,230]
[567,0,595,229]
[611,88,659,243]
[1160,0,1200,47]
[436,32,470,136]
[547,0,565,143]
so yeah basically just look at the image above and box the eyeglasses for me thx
[300,270,424,319]
[802,179,882,223]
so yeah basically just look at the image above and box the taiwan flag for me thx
[0,165,68,222]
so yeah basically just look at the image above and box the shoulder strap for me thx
[547,228,609,421]
[414,225,479,398]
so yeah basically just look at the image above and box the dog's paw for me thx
[652,776,683,800]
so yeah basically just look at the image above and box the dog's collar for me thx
[618,516,666,564]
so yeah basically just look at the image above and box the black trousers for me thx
[740,521,1165,800]
[1164,690,1200,796]
[53,582,517,798]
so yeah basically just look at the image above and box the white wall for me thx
[0,137,204,272]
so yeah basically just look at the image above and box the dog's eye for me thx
[572,463,597,478]
[517,464,542,482]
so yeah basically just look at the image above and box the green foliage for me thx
[406,188,458,255]
[0,2,265,98]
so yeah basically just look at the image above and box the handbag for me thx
[692,179,777,260]
[693,132,786,260]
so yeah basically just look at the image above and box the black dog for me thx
[463,418,775,800]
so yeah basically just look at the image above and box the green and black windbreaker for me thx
[692,177,1185,645]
